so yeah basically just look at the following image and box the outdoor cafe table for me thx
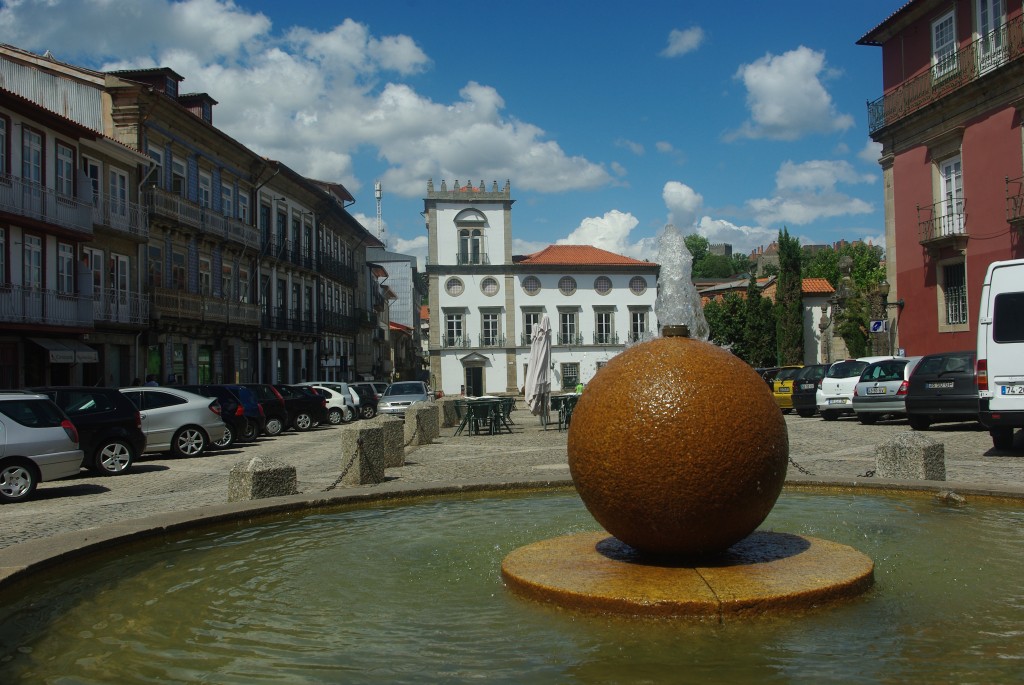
[462,396,512,435]
[550,393,580,431]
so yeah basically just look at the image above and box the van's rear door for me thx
[982,261,1024,412]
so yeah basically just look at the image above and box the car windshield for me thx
[776,368,801,381]
[386,383,424,396]
[861,360,908,382]
[796,365,827,380]
[827,361,868,379]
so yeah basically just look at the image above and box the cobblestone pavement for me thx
[2,407,1022,552]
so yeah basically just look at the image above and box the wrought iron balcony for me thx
[593,332,619,345]
[0,284,93,327]
[93,288,149,326]
[319,309,359,335]
[1006,176,1024,225]
[455,252,490,265]
[867,16,1024,134]
[203,210,259,250]
[151,287,259,326]
[917,199,968,252]
[627,331,654,343]
[147,187,201,228]
[441,335,472,348]
[0,173,93,235]
[479,335,506,347]
[556,333,583,346]
[93,196,149,240]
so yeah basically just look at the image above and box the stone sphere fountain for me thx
[501,225,875,616]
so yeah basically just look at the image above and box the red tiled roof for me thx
[802,278,835,295]
[516,245,654,266]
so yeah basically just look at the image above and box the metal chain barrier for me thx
[322,416,421,492]
[788,457,815,476]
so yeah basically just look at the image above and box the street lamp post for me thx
[877,280,905,355]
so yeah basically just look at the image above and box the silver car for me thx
[852,357,923,424]
[119,387,226,458]
[377,381,431,418]
[0,392,83,503]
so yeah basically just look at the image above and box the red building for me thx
[859,0,1024,355]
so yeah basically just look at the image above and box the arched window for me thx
[455,209,488,264]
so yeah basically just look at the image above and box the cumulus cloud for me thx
[2,0,611,201]
[858,139,883,164]
[655,141,675,154]
[661,27,705,57]
[742,159,875,226]
[728,46,854,141]
[695,216,779,257]
[775,160,876,191]
[663,181,703,229]
[616,139,645,155]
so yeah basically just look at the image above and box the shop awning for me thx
[28,338,98,364]
[29,338,76,364]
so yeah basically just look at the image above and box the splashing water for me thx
[654,224,710,341]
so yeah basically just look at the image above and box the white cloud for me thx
[663,181,703,229]
[741,159,875,226]
[616,139,644,155]
[390,234,428,267]
[728,46,854,141]
[695,216,779,257]
[775,160,875,191]
[661,27,705,57]
[858,139,883,164]
[655,141,675,154]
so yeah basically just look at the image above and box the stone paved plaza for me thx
[2,406,1023,554]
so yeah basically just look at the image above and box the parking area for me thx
[2,407,1022,552]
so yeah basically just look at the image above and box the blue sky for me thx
[0,0,905,265]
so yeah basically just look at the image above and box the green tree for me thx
[684,233,710,263]
[693,253,737,278]
[704,292,746,355]
[743,274,776,367]
[774,227,804,365]
[803,242,885,291]
[837,291,871,358]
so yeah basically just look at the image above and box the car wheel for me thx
[263,416,284,436]
[343,406,355,423]
[293,412,313,432]
[821,410,839,421]
[171,426,208,458]
[328,408,343,425]
[213,424,235,449]
[781,408,791,415]
[361,405,376,419]
[241,420,259,441]
[92,440,135,475]
[796,409,815,418]
[0,459,39,503]
[991,427,1015,451]
[908,415,931,431]
[857,413,879,425]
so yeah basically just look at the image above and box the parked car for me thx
[757,367,781,388]
[377,381,431,418]
[307,385,353,425]
[977,258,1024,450]
[30,386,146,475]
[176,385,251,449]
[791,364,830,418]
[771,366,803,413]
[852,357,922,424]
[241,383,289,436]
[351,381,389,402]
[222,384,266,439]
[119,387,226,458]
[350,384,378,418]
[273,384,328,431]
[0,392,83,503]
[297,381,358,420]
[905,350,979,431]
[817,356,895,420]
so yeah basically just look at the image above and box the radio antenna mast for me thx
[374,180,385,247]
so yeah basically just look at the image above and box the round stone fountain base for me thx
[502,531,874,617]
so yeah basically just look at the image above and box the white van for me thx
[976,258,1024,450]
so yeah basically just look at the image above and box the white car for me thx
[297,381,358,421]
[817,356,896,421]
[307,385,355,424]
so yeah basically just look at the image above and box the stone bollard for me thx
[405,401,440,447]
[337,424,385,486]
[436,396,462,428]
[367,415,405,468]
[875,432,946,480]
[228,456,297,502]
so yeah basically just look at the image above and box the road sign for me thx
[869,319,888,333]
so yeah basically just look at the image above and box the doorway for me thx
[464,366,483,396]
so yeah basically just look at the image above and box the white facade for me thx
[426,180,658,396]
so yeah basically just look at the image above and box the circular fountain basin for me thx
[1,487,1023,683]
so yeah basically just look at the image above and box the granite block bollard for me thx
[437,397,462,428]
[228,456,297,502]
[875,432,946,480]
[367,415,405,468]
[337,424,385,485]
[405,402,439,446]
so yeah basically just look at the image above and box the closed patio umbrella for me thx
[524,314,552,427]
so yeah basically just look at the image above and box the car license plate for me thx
[827,398,847,405]
[927,381,954,389]
[1001,385,1024,395]
[867,387,887,395]
[777,387,791,393]
[800,383,815,390]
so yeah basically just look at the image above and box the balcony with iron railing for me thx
[147,187,202,228]
[593,332,620,345]
[441,335,472,348]
[455,252,491,266]
[867,16,1024,134]
[92,196,149,240]
[319,309,359,335]
[93,288,150,326]
[627,331,654,344]
[916,198,968,252]
[0,284,93,327]
[479,335,506,348]
[556,333,584,346]
[317,254,359,287]
[1006,176,1024,225]
[151,287,259,326]
[204,210,259,250]
[0,173,93,235]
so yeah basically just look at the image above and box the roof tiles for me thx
[516,244,653,267]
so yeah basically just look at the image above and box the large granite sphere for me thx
[567,335,788,557]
